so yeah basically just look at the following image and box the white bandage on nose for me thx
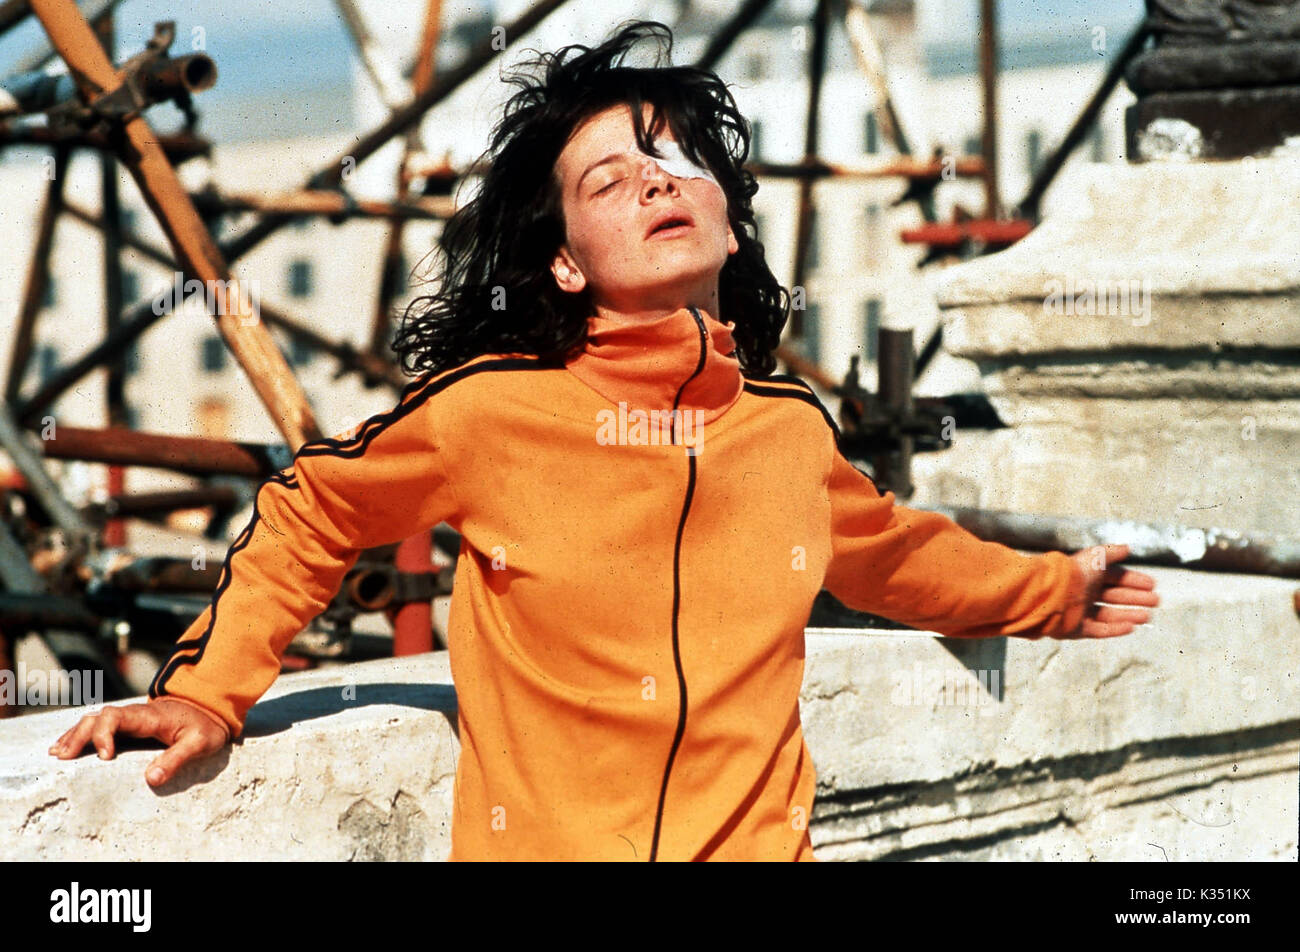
[633,139,719,187]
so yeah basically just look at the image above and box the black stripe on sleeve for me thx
[149,355,558,701]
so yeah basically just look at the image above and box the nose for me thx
[639,156,681,199]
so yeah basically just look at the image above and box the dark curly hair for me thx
[392,19,790,379]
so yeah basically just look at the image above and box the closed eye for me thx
[595,178,624,196]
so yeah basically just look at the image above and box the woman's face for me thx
[549,102,739,317]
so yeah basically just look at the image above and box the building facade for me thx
[0,0,1139,509]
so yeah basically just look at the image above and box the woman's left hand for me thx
[1059,543,1160,639]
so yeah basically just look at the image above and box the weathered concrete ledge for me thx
[908,404,1300,538]
[802,564,1300,861]
[920,155,1300,538]
[2,561,1296,861]
[943,293,1300,360]
[936,155,1300,306]
[1,654,460,861]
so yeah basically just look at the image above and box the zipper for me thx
[648,305,709,862]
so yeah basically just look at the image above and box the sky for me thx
[0,0,1146,142]
[919,0,1142,42]
[0,0,366,141]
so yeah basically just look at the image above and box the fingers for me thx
[50,709,121,759]
[1077,617,1140,639]
[145,730,212,788]
[1090,546,1161,585]
[1057,548,1161,640]
[49,712,99,758]
[1098,585,1160,608]
[49,703,165,760]
[48,701,226,790]
[1092,604,1151,626]
[89,706,124,759]
[1103,566,1156,591]
[1099,543,1132,565]
[1063,604,1151,639]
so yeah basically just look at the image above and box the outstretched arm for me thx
[50,374,463,783]
[145,376,462,735]
[823,452,1157,639]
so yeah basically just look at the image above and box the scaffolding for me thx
[0,0,1197,713]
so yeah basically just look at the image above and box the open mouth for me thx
[646,214,695,239]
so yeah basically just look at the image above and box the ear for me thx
[726,223,739,256]
[551,245,586,294]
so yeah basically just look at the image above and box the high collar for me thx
[564,305,744,425]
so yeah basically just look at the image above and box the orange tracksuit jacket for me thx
[148,304,1087,861]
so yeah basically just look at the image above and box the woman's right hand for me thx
[47,697,231,787]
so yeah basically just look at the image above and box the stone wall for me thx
[881,150,1300,860]
[915,154,1300,538]
[3,559,1295,861]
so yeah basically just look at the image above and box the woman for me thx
[48,21,1158,861]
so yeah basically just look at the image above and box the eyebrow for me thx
[574,151,635,194]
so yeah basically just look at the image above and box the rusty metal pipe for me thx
[842,0,911,155]
[0,593,102,631]
[190,189,453,220]
[871,327,914,498]
[693,0,777,72]
[411,0,443,104]
[979,0,1000,218]
[139,52,216,97]
[370,0,442,358]
[0,124,211,160]
[346,566,397,613]
[747,157,986,180]
[102,555,224,593]
[38,424,287,479]
[98,7,127,549]
[83,486,240,521]
[392,533,434,655]
[790,0,832,345]
[0,52,215,118]
[5,146,69,404]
